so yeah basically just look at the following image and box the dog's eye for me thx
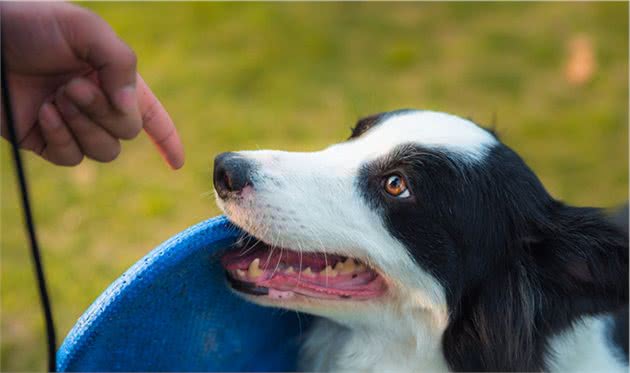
[384,174,410,198]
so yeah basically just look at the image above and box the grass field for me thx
[1,2,628,371]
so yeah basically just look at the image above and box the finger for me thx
[38,102,84,166]
[55,89,121,163]
[137,75,185,169]
[64,77,142,140]
[60,6,141,119]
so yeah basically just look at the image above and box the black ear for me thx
[442,261,546,371]
[607,203,629,233]
[529,205,628,303]
[349,113,386,139]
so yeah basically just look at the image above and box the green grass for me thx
[1,2,627,370]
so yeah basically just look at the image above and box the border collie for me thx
[214,109,628,372]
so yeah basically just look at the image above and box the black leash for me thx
[2,57,58,372]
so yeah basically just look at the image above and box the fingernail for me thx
[113,85,137,113]
[169,153,185,170]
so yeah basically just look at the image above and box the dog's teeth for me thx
[236,269,246,278]
[303,267,316,277]
[334,262,345,271]
[340,258,356,274]
[356,263,367,273]
[285,266,296,274]
[248,258,264,279]
[323,265,338,277]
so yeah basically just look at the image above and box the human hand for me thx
[1,2,184,168]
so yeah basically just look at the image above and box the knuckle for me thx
[85,102,109,121]
[121,47,138,70]
[141,99,160,126]
[129,49,138,68]
[56,99,81,122]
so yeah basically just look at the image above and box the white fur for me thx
[347,110,497,162]
[547,315,627,373]
[300,318,449,372]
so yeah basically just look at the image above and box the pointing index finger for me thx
[136,75,185,169]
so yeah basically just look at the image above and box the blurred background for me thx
[1,2,628,370]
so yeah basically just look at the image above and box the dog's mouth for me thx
[221,237,387,301]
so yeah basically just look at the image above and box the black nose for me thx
[213,152,253,199]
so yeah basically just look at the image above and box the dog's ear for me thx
[349,113,385,139]
[443,261,545,371]
[443,203,628,371]
[528,204,628,303]
[607,203,629,234]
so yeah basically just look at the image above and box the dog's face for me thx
[216,109,539,331]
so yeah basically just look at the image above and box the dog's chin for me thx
[219,226,389,315]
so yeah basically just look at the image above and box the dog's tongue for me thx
[221,242,387,300]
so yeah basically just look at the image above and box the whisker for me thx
[238,236,263,257]
[272,237,286,279]
[200,190,217,199]
[295,309,303,338]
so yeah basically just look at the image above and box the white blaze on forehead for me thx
[241,111,498,173]
[341,110,498,162]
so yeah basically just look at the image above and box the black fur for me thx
[354,115,628,371]
[611,306,629,362]
[609,205,629,363]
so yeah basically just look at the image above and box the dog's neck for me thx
[300,305,450,372]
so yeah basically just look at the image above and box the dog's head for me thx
[214,109,625,339]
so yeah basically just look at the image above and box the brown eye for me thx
[384,174,410,198]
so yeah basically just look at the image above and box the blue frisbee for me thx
[57,215,312,372]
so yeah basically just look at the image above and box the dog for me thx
[214,109,628,371]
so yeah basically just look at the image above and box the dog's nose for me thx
[213,152,253,199]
